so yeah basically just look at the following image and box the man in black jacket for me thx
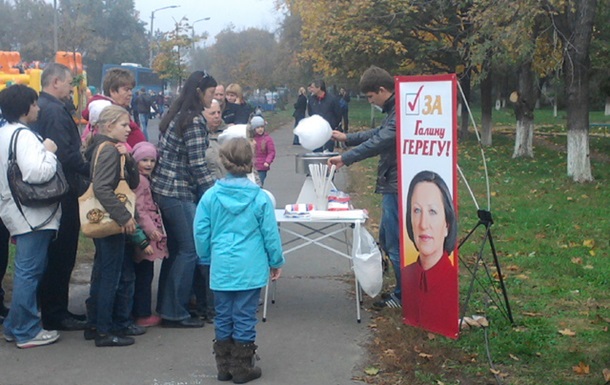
[134,87,153,139]
[31,63,90,330]
[327,66,401,309]
[307,79,342,152]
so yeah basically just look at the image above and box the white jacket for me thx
[0,122,61,236]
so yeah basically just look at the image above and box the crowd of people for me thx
[0,61,402,383]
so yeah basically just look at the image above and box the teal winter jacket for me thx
[194,175,284,291]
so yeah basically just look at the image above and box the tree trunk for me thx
[605,97,610,116]
[555,0,596,182]
[513,117,534,158]
[512,61,536,158]
[459,68,471,139]
[480,69,493,146]
[567,130,591,182]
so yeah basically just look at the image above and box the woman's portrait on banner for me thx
[403,170,459,338]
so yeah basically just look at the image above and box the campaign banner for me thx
[396,74,459,339]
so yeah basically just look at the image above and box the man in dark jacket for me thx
[307,79,342,152]
[134,88,153,139]
[31,63,90,330]
[327,66,401,309]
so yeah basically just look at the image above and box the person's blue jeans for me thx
[193,264,214,318]
[113,247,135,330]
[214,289,261,343]
[138,113,149,140]
[4,230,54,343]
[89,233,128,334]
[155,195,198,321]
[380,193,400,299]
[133,259,154,318]
[257,170,268,187]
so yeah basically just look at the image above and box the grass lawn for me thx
[345,100,610,384]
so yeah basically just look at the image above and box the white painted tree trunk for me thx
[567,130,593,182]
[512,118,534,158]
[605,97,610,116]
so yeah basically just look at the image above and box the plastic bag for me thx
[352,226,383,298]
[217,124,248,144]
[293,115,332,151]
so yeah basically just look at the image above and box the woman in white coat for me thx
[0,84,61,349]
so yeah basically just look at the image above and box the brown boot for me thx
[213,339,234,381]
[230,342,262,384]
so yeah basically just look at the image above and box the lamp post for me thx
[191,17,211,52]
[149,5,180,67]
[53,0,58,53]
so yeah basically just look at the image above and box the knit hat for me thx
[88,100,112,125]
[250,116,265,129]
[131,141,158,162]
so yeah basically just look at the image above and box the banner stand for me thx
[457,209,514,327]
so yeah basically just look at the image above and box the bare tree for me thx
[544,0,597,182]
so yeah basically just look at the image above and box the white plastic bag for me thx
[293,115,332,151]
[217,124,248,144]
[352,226,383,298]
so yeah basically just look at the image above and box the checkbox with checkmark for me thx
[405,85,424,115]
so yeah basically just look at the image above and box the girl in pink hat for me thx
[131,141,168,327]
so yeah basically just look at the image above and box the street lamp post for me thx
[149,5,180,67]
[191,17,211,52]
[53,0,58,53]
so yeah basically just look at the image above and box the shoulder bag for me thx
[7,127,69,230]
[79,141,136,238]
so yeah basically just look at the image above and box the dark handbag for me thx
[7,127,69,207]
[6,127,68,231]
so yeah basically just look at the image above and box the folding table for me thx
[262,208,367,323]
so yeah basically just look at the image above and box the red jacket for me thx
[253,132,276,171]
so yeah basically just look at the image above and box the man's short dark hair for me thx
[41,63,71,89]
[102,68,136,96]
[311,79,326,93]
[359,65,394,94]
[0,84,39,123]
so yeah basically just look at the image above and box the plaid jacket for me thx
[151,114,215,202]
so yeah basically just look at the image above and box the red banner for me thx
[396,74,459,339]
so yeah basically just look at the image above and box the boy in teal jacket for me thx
[194,137,284,384]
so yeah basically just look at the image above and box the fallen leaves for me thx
[558,328,576,337]
[461,315,489,329]
[364,366,379,376]
[490,368,510,378]
[522,311,542,317]
[572,361,590,375]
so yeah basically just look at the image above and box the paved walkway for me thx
[0,118,371,385]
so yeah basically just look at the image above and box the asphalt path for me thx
[0,118,372,385]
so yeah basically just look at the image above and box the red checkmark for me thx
[407,85,425,111]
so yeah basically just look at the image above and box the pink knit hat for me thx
[131,141,158,162]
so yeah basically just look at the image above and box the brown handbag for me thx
[79,142,135,238]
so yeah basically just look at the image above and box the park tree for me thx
[152,18,193,86]
[9,0,55,60]
[543,0,597,182]
[196,27,279,90]
[272,11,313,90]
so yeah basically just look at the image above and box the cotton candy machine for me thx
[295,152,338,174]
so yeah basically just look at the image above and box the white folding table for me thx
[263,209,367,322]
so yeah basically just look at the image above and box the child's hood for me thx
[214,176,260,215]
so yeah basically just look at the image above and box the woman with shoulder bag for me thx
[0,84,61,348]
[82,105,141,347]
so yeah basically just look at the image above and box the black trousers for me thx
[38,191,81,326]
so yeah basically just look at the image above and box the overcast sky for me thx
[133,0,282,45]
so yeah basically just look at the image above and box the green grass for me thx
[344,101,610,385]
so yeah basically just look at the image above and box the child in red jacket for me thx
[250,116,275,187]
